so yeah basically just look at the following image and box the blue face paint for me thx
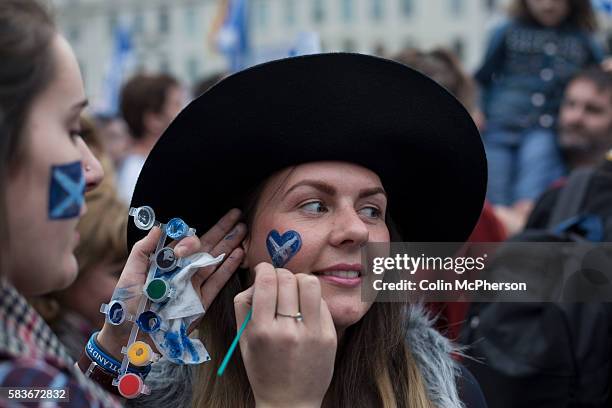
[266,230,302,268]
[48,161,85,219]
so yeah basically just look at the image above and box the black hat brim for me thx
[128,53,486,249]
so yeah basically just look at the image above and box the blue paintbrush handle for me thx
[217,307,252,376]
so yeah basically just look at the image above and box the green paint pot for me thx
[145,278,170,302]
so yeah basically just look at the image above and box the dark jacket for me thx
[476,20,603,132]
[463,159,612,407]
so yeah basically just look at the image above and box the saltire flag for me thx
[210,0,250,72]
[593,0,612,14]
[95,24,134,116]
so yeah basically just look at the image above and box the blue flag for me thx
[216,0,250,72]
[593,0,612,14]
[96,24,134,116]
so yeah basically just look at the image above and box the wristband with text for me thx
[86,332,151,376]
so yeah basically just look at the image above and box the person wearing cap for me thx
[121,53,489,408]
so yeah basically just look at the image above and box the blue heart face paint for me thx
[48,161,85,219]
[266,229,302,268]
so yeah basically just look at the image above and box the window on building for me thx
[452,38,465,60]
[484,0,497,12]
[186,57,199,82]
[256,0,269,28]
[342,38,356,52]
[159,6,170,34]
[68,25,80,43]
[159,57,170,73]
[312,0,324,23]
[319,38,327,52]
[371,0,384,21]
[108,12,118,35]
[185,6,197,36]
[449,0,464,16]
[400,0,413,17]
[285,0,296,26]
[133,12,144,34]
[341,0,353,23]
[403,36,417,49]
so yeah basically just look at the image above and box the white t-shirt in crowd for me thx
[116,154,146,204]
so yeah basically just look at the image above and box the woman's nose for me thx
[329,206,369,248]
[75,136,104,191]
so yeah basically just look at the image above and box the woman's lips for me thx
[313,264,363,288]
[316,273,362,288]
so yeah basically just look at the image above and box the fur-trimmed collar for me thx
[127,305,463,408]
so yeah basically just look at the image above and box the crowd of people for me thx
[1,0,612,406]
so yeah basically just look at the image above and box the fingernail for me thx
[175,247,185,257]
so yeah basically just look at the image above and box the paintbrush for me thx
[217,230,302,376]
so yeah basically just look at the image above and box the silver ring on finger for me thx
[276,311,304,322]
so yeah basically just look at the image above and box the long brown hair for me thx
[509,0,598,31]
[0,0,57,275]
[191,173,434,408]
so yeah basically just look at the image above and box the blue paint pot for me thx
[107,300,126,325]
[166,218,190,240]
[137,311,162,333]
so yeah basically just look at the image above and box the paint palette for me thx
[99,206,196,399]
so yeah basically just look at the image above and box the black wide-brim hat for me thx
[128,53,487,249]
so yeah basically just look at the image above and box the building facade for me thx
[52,0,508,107]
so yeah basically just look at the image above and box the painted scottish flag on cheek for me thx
[48,161,85,219]
[266,229,302,268]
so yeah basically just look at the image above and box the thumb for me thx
[125,226,162,271]
[234,285,254,330]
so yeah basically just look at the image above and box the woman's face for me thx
[243,161,390,332]
[525,0,569,27]
[6,35,92,295]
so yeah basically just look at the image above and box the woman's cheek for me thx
[321,288,371,328]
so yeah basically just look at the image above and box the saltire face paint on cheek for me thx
[48,160,85,219]
[266,229,302,268]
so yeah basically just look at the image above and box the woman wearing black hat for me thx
[119,53,489,408]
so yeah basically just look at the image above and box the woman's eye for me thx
[300,201,328,214]
[359,206,382,219]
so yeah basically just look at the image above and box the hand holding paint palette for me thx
[98,206,214,399]
[217,229,302,376]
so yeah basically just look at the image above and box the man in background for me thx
[557,66,612,170]
[495,66,612,234]
[116,73,183,203]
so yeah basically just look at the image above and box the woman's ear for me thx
[240,237,250,268]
